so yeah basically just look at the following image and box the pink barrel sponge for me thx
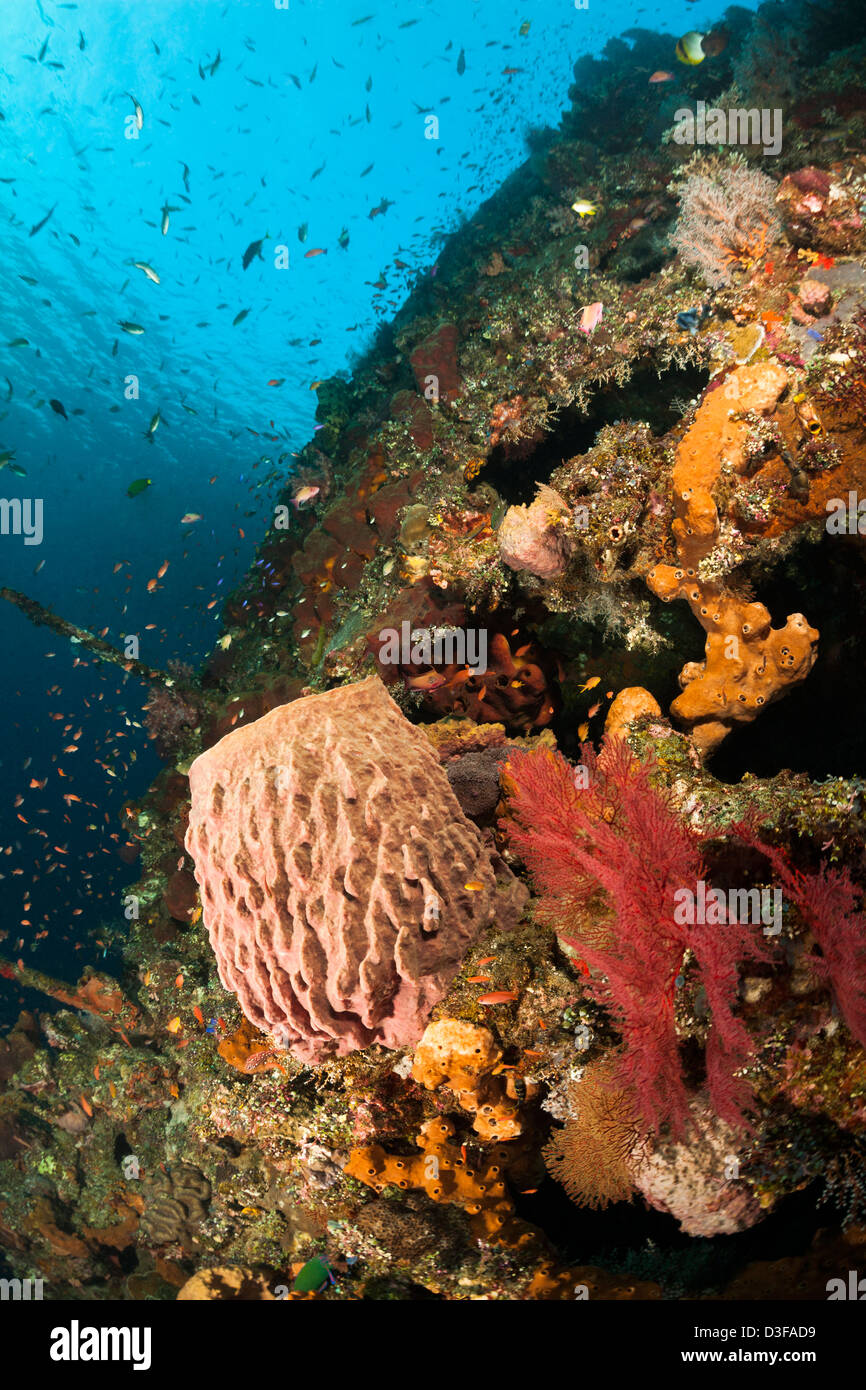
[185,677,525,1063]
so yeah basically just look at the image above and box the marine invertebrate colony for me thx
[4,0,866,1321]
[502,739,770,1135]
[185,677,525,1062]
[647,362,820,753]
[671,157,781,288]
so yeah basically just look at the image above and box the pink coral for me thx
[185,677,525,1063]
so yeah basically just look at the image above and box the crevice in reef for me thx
[513,1178,832,1296]
[483,362,710,505]
[711,534,866,783]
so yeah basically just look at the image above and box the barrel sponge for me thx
[185,677,525,1063]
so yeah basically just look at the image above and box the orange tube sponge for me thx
[411,1018,527,1141]
[345,1117,532,1248]
[669,362,789,570]
[647,570,818,755]
[647,363,819,754]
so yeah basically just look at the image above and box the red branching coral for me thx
[502,740,769,1135]
[731,826,866,1049]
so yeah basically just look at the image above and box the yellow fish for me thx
[676,31,706,65]
[571,198,597,218]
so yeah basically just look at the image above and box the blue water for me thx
[0,0,760,1012]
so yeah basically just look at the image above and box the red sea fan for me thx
[502,739,769,1136]
[731,824,866,1049]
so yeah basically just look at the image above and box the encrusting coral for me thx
[185,676,526,1062]
[631,1096,766,1238]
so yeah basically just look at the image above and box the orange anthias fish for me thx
[403,669,447,692]
[478,991,519,1005]
[578,675,601,694]
[649,70,674,82]
[291,484,320,509]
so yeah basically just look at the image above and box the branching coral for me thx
[543,1057,642,1208]
[671,157,780,289]
[732,826,866,1049]
[502,740,771,1135]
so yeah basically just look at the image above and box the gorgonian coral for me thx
[671,157,780,288]
[542,1056,642,1208]
[731,824,866,1049]
[502,739,771,1136]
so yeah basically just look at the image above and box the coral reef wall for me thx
[2,0,866,1307]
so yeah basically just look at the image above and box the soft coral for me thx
[731,824,866,1049]
[502,739,770,1135]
